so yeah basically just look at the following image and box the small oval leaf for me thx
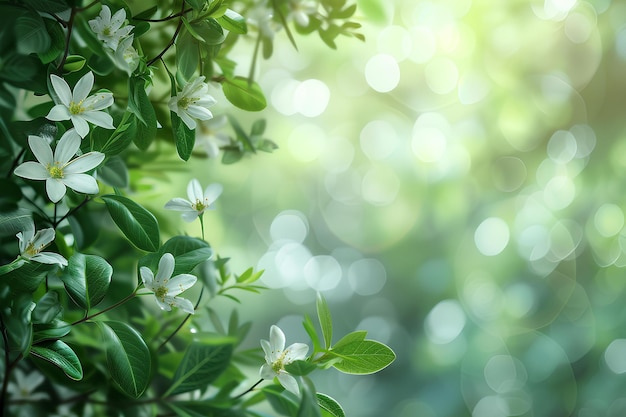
[30,340,83,380]
[101,195,160,252]
[222,77,266,111]
[60,253,112,310]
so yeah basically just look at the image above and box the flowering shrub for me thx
[0,0,394,416]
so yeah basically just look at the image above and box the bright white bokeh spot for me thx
[348,258,387,296]
[304,255,342,291]
[594,204,624,238]
[606,339,626,373]
[570,124,596,158]
[288,123,326,162]
[543,175,575,210]
[458,71,490,104]
[517,224,551,261]
[257,243,312,289]
[472,396,509,417]
[365,54,400,92]
[547,130,578,163]
[484,355,527,393]
[425,299,466,344]
[293,79,330,117]
[377,25,412,61]
[424,57,459,94]
[565,12,594,44]
[475,217,510,256]
[409,26,436,63]
[412,127,447,163]
[360,120,398,160]
[271,78,300,116]
[361,165,400,206]
[270,210,309,243]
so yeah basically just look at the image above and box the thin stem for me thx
[134,8,192,22]
[199,214,205,241]
[146,2,187,67]
[248,33,262,84]
[234,378,264,399]
[58,7,77,72]
[71,289,138,325]
[6,148,25,178]
[157,287,204,352]
[53,197,90,229]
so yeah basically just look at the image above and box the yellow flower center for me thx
[177,97,198,110]
[24,242,41,257]
[192,200,206,212]
[48,164,64,179]
[69,100,84,115]
[155,286,168,301]
[103,26,112,36]
[271,350,289,373]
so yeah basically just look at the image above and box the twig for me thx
[146,2,187,67]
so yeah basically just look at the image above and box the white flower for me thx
[260,325,309,395]
[248,5,277,39]
[46,71,115,138]
[164,179,223,222]
[195,115,231,158]
[88,5,134,50]
[16,220,67,267]
[168,76,217,130]
[140,253,197,314]
[112,35,139,75]
[14,129,105,203]
[7,369,49,401]
[289,0,317,27]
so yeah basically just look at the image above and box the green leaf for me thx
[63,55,87,73]
[1,292,33,355]
[0,259,25,276]
[30,340,83,380]
[0,208,33,237]
[2,261,52,293]
[166,401,242,417]
[128,76,157,149]
[302,314,323,352]
[138,236,214,276]
[31,291,62,324]
[176,29,200,82]
[59,253,112,310]
[92,111,136,156]
[298,377,322,417]
[15,14,51,55]
[316,393,345,417]
[316,293,333,349]
[171,111,196,161]
[263,385,299,416]
[98,156,129,188]
[33,320,71,344]
[284,360,317,376]
[38,18,65,64]
[222,77,267,111]
[165,340,233,396]
[22,0,69,13]
[216,9,247,34]
[194,18,226,45]
[329,339,396,375]
[97,321,151,398]
[101,194,160,252]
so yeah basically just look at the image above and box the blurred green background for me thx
[149,0,626,415]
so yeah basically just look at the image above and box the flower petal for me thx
[167,296,195,314]
[73,71,94,103]
[31,228,55,248]
[261,339,272,361]
[64,152,105,174]
[178,111,197,130]
[260,363,275,380]
[110,8,127,31]
[269,325,286,352]
[277,373,300,395]
[285,343,309,362]
[62,173,99,195]
[186,105,213,121]
[55,130,81,165]
[31,252,68,266]
[28,135,53,165]
[14,162,49,180]
[166,273,197,296]
[140,266,154,289]
[164,198,193,211]
[46,178,66,203]
[81,111,115,130]
[187,179,203,202]
[203,183,223,204]
[155,253,175,284]
[154,297,173,311]
[50,74,72,106]
[181,211,200,222]
[46,104,71,121]
[70,116,90,138]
